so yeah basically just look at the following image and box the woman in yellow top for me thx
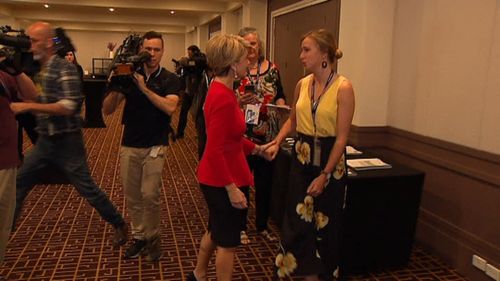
[268,29,355,280]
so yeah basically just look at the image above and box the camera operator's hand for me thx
[132,72,148,94]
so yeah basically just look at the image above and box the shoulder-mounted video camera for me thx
[172,52,207,77]
[110,34,151,76]
[0,25,37,76]
[0,26,75,76]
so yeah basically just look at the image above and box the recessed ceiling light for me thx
[44,4,49,8]
[109,8,115,12]
[170,10,175,15]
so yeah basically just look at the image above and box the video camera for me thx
[172,52,206,78]
[0,25,37,76]
[109,34,151,76]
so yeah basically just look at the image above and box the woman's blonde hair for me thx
[206,34,249,76]
[301,29,343,64]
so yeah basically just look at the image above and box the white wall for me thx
[241,0,268,45]
[0,14,16,29]
[339,0,500,154]
[65,30,185,74]
[338,0,396,127]
[389,0,499,152]
[222,8,242,35]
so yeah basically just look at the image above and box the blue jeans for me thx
[15,132,124,227]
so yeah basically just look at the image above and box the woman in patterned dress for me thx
[236,27,286,244]
[267,29,355,280]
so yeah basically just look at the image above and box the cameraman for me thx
[175,45,206,139]
[10,22,128,247]
[103,31,181,262]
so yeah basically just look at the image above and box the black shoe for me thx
[124,239,147,259]
[145,235,162,262]
[186,272,198,281]
[113,222,128,247]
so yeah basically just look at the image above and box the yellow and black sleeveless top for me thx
[295,74,346,137]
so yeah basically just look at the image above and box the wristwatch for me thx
[320,170,332,180]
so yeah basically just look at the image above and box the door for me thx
[272,0,340,104]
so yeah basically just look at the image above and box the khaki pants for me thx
[0,168,16,264]
[120,146,165,240]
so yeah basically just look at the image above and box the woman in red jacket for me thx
[188,34,274,281]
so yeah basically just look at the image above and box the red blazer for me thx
[197,81,256,188]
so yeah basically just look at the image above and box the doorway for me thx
[271,0,340,103]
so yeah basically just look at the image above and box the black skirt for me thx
[200,183,249,248]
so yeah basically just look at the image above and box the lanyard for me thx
[311,71,335,120]
[247,60,261,91]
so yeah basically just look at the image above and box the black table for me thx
[82,77,107,128]
[271,148,425,276]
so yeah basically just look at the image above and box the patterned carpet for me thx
[1,107,469,281]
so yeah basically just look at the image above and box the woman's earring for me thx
[321,61,327,68]
[232,67,239,79]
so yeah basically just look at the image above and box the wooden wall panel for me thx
[349,125,500,281]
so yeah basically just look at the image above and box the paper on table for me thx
[346,145,362,155]
[347,158,392,171]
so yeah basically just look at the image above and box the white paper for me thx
[347,158,392,171]
[346,146,363,155]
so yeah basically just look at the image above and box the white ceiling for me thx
[0,0,243,34]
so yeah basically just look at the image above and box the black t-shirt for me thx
[121,67,181,147]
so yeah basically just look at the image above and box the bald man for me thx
[10,22,128,246]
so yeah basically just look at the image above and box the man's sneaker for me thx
[113,222,128,247]
[145,235,162,262]
[124,239,147,259]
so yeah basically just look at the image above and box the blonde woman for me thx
[268,29,355,280]
[188,34,274,281]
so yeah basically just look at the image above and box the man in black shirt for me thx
[103,31,181,262]
[175,45,206,139]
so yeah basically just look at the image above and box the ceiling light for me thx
[170,10,175,15]
[109,8,115,12]
[44,4,49,8]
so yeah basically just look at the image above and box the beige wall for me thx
[65,30,185,74]
[222,7,242,35]
[339,0,395,127]
[242,0,268,46]
[339,0,500,155]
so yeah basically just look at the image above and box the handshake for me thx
[251,140,279,161]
